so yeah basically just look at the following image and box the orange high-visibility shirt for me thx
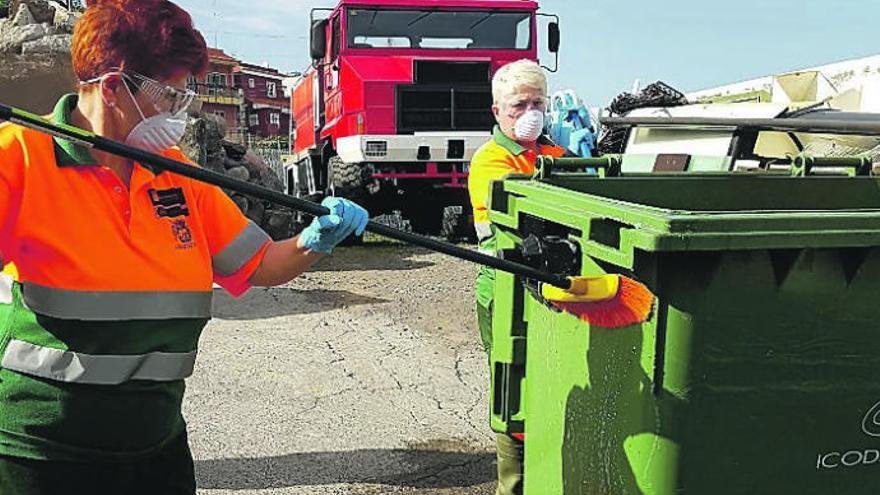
[0,94,270,306]
[468,126,566,230]
[0,94,274,463]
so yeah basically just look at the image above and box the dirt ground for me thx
[186,240,497,495]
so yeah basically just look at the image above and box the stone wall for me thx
[0,0,77,113]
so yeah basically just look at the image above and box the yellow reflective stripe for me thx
[1,339,196,385]
[22,283,212,321]
[212,221,271,276]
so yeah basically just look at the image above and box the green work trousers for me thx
[477,266,524,495]
[495,431,525,495]
[0,432,196,495]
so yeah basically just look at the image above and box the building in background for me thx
[234,62,291,139]
[185,47,296,145]
[188,48,246,139]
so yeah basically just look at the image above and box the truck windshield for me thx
[346,9,532,50]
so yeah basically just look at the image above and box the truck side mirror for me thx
[548,22,560,53]
[310,19,328,61]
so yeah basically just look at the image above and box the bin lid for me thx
[492,175,880,254]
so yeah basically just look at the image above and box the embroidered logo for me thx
[148,188,194,249]
[171,219,195,249]
[148,188,190,218]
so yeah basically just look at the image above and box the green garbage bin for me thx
[489,173,880,494]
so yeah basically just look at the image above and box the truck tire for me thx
[329,155,364,198]
[326,156,366,247]
[441,205,476,243]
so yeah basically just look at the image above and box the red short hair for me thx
[73,0,208,82]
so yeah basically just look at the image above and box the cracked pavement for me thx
[186,242,496,494]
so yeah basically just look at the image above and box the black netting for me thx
[598,81,689,155]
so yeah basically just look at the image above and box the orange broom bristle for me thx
[549,276,655,328]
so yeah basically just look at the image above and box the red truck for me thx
[287,0,559,238]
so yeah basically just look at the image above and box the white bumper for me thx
[336,132,491,163]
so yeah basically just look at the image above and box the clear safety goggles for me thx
[82,69,198,117]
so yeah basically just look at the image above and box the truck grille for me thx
[397,85,493,133]
[397,60,494,134]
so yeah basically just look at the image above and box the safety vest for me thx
[0,94,271,461]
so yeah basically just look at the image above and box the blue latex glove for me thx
[300,197,369,254]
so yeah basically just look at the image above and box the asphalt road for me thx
[185,243,497,494]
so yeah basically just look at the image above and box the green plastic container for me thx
[489,174,880,494]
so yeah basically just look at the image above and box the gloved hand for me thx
[299,197,369,254]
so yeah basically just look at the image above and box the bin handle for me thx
[789,153,873,177]
[534,155,622,180]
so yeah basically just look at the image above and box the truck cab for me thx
[288,0,558,236]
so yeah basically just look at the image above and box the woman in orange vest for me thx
[0,1,366,493]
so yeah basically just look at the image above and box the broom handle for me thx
[0,103,573,290]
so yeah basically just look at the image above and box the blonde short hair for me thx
[492,59,547,104]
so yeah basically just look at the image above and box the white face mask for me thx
[122,83,187,153]
[513,109,545,142]
[125,112,187,154]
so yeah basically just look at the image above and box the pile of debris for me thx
[0,0,78,56]
[0,0,77,113]
[179,113,294,240]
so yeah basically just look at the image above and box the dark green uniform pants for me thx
[495,431,524,495]
[0,432,196,495]
[477,268,524,495]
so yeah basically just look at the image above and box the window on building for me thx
[270,113,280,125]
[267,81,276,98]
[249,113,259,127]
[214,111,226,120]
[207,73,227,96]
[186,76,197,91]
[248,78,255,88]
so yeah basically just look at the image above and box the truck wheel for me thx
[441,205,476,243]
[329,156,364,198]
[326,156,366,247]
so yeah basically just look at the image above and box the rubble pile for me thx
[0,0,77,56]
[179,114,294,240]
[0,0,76,113]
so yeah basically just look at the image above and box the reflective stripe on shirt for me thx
[22,283,213,320]
[0,274,11,305]
[474,221,493,242]
[1,339,197,385]
[212,221,272,276]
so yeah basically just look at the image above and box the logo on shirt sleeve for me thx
[149,188,195,250]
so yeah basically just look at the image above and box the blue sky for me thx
[176,0,879,106]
